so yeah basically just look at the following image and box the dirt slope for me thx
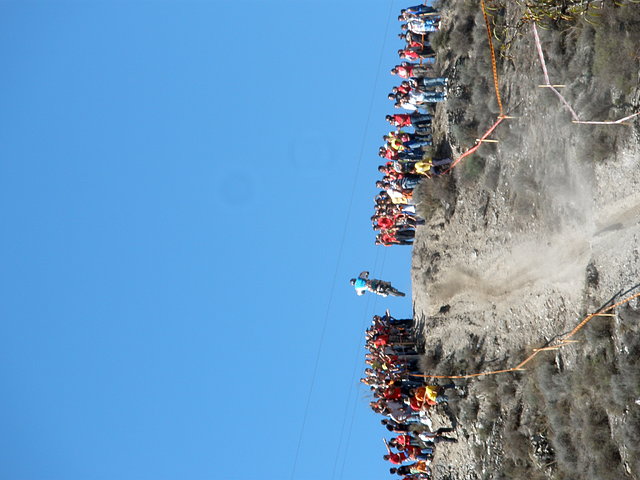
[411,2,640,479]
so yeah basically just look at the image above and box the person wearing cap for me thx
[386,113,432,130]
[402,17,440,35]
[391,62,433,79]
[401,5,438,17]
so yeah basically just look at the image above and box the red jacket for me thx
[387,452,408,465]
[401,50,420,60]
[396,65,413,78]
[395,434,412,447]
[373,335,389,347]
[381,233,398,244]
[383,149,398,160]
[392,114,412,127]
[383,387,402,401]
[405,445,423,459]
[378,217,395,229]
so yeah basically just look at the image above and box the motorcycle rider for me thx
[351,271,373,296]
[350,271,405,297]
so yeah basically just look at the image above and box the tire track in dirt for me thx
[428,193,640,311]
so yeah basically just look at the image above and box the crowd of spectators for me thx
[356,6,464,478]
[362,310,460,479]
[373,4,452,246]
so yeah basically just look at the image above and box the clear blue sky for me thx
[0,1,415,479]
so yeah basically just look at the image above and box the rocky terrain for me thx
[411,2,640,479]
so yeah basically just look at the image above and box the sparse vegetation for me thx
[420,307,640,479]
[460,155,487,182]
[413,1,640,477]
[518,0,640,25]
[439,0,640,167]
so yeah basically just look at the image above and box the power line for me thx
[288,2,396,479]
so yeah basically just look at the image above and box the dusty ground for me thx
[411,2,640,479]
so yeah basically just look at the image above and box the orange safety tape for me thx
[563,290,640,339]
[410,289,640,380]
[437,1,508,176]
[441,116,505,175]
[480,0,504,115]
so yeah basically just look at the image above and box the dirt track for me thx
[411,2,640,479]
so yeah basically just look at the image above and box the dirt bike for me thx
[371,281,406,297]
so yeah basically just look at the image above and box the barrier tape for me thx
[442,116,505,174]
[405,6,640,381]
[532,22,581,121]
[480,0,504,115]
[532,22,640,125]
[438,10,640,176]
[439,0,509,176]
[410,288,640,380]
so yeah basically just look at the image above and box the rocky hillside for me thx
[412,2,640,479]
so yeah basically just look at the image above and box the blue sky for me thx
[0,1,415,479]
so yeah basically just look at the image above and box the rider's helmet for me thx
[350,279,356,285]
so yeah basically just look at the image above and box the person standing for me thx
[402,18,440,35]
[391,62,434,79]
[386,113,432,129]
